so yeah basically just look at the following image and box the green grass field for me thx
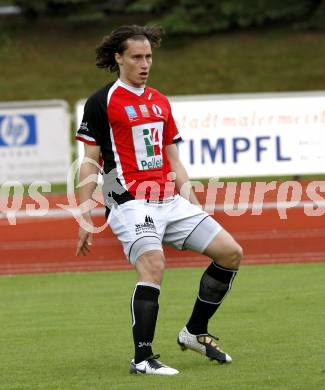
[0,263,324,389]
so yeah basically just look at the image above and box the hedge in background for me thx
[144,0,320,34]
[14,0,324,32]
[15,0,130,20]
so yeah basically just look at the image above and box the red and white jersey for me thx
[76,79,182,203]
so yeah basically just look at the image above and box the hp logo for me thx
[0,114,37,147]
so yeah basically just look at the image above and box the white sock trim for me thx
[212,262,238,273]
[136,282,161,290]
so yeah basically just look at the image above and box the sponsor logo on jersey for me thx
[152,104,163,117]
[125,105,138,120]
[0,114,37,147]
[135,215,157,235]
[140,156,163,170]
[139,104,150,117]
[132,121,163,171]
[143,128,161,157]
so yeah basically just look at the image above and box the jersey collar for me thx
[117,79,145,96]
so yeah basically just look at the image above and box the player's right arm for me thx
[76,143,101,256]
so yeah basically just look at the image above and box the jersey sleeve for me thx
[163,99,182,146]
[75,95,107,145]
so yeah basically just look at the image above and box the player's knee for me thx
[136,250,165,284]
[147,252,165,275]
[147,258,165,284]
[221,243,243,269]
[231,243,243,267]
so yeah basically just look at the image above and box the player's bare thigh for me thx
[203,229,243,270]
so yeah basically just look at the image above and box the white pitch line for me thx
[0,207,104,221]
[1,200,325,220]
[205,200,325,212]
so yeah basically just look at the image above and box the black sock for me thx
[131,283,160,364]
[186,263,237,335]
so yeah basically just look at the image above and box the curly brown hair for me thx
[95,25,163,72]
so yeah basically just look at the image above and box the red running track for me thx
[1,192,324,275]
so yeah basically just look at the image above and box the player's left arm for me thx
[165,143,201,206]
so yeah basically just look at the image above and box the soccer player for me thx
[76,25,243,376]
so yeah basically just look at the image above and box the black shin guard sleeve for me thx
[187,263,238,335]
[199,262,237,304]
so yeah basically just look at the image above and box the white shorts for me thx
[107,195,222,264]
